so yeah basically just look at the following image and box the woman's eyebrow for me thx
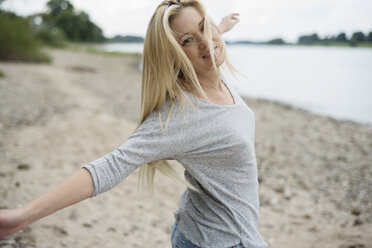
[199,17,205,27]
[176,17,205,41]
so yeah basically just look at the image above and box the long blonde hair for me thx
[137,0,236,197]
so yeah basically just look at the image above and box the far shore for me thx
[96,40,372,48]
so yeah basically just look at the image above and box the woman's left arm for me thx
[218,13,240,34]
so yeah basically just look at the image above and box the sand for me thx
[0,48,371,248]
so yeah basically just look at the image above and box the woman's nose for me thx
[198,36,208,49]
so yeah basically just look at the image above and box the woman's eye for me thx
[182,38,193,46]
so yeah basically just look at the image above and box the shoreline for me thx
[0,48,371,248]
[242,96,372,127]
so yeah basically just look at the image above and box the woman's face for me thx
[170,7,224,74]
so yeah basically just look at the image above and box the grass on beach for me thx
[86,47,142,58]
[59,42,142,58]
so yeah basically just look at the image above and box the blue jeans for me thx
[171,221,244,248]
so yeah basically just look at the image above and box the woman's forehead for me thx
[170,7,204,36]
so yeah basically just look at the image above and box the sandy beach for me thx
[0,48,371,248]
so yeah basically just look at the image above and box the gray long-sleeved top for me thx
[82,76,268,248]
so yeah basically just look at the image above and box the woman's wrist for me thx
[18,169,94,225]
[20,204,38,225]
[218,24,226,34]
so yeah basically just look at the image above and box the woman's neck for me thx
[197,70,222,92]
[180,70,223,98]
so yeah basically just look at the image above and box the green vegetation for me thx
[231,31,372,48]
[63,42,85,51]
[0,0,105,62]
[0,70,5,78]
[108,35,144,43]
[299,41,372,48]
[296,31,372,47]
[267,38,286,45]
[86,48,141,59]
[59,43,142,59]
[355,42,372,48]
[250,31,372,48]
[29,14,66,47]
[0,11,51,62]
[45,0,104,42]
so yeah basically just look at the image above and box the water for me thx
[97,43,143,54]
[97,42,372,125]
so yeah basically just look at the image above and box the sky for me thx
[2,0,372,43]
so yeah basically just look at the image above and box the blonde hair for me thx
[137,0,236,197]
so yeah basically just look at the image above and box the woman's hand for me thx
[0,208,28,238]
[218,13,240,34]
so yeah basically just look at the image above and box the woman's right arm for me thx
[0,168,94,238]
[0,109,186,238]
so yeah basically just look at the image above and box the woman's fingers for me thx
[0,209,27,238]
[230,13,240,21]
[0,224,26,238]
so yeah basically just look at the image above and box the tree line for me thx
[297,31,372,46]
[268,31,372,46]
[0,0,104,62]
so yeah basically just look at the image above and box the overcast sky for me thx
[2,0,372,43]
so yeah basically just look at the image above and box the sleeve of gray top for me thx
[82,116,183,197]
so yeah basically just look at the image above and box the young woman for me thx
[0,1,267,247]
